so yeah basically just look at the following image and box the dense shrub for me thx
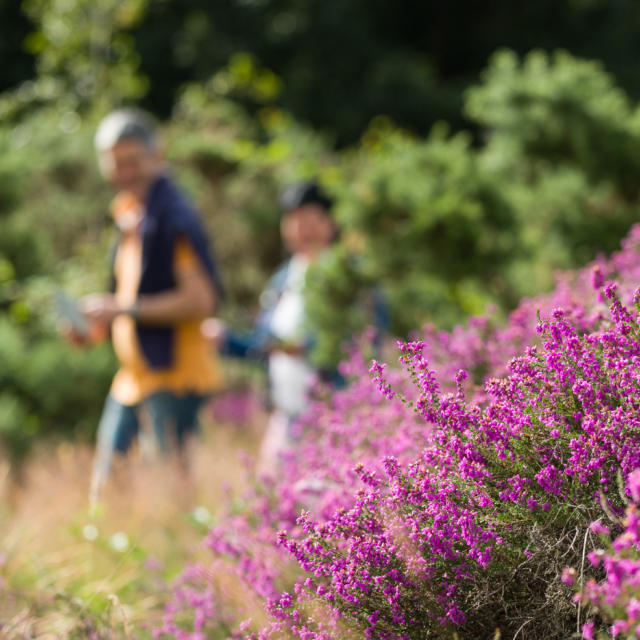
[155,225,640,638]
[4,49,640,463]
[306,50,640,367]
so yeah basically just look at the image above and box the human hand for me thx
[59,319,107,347]
[267,338,305,356]
[59,320,89,347]
[200,317,226,350]
[80,293,122,327]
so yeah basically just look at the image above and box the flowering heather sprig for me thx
[566,470,640,640]
[369,361,395,400]
[592,266,605,291]
[153,564,237,640]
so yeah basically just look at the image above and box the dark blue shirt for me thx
[130,173,223,369]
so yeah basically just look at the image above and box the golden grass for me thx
[0,413,266,638]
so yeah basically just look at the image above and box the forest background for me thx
[3,0,640,461]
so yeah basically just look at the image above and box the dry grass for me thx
[0,411,265,638]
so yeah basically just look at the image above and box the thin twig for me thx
[577,526,591,634]
[561,527,580,558]
[513,617,533,639]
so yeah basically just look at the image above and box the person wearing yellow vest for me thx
[76,108,223,504]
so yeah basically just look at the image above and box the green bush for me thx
[3,48,640,459]
[305,50,640,366]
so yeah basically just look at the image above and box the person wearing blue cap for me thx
[202,181,337,474]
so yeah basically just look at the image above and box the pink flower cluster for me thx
[567,470,640,639]
[155,225,640,638]
[263,292,640,637]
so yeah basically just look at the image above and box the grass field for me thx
[0,409,264,638]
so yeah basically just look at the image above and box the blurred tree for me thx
[304,50,640,366]
[4,0,640,143]
[468,49,640,277]
[1,0,150,120]
[0,0,35,93]
[128,0,640,144]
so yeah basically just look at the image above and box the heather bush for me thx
[156,225,640,638]
[270,292,640,638]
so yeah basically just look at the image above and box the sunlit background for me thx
[3,0,640,636]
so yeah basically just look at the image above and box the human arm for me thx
[129,257,216,324]
[59,320,109,347]
[81,239,216,327]
[201,317,271,360]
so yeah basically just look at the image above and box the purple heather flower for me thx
[592,266,604,290]
[154,223,640,640]
[628,469,640,503]
[561,567,576,586]
[582,621,595,639]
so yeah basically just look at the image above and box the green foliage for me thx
[304,246,379,369]
[0,106,116,462]
[343,124,513,326]
[303,123,515,366]
[8,1,640,144]
[0,312,114,462]
[467,50,640,196]
[3,44,640,458]
[303,50,640,366]
[23,0,148,109]
[469,49,640,285]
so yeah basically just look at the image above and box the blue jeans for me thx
[92,391,208,493]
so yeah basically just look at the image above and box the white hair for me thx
[94,107,157,153]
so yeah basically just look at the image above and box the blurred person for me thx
[71,108,224,505]
[202,182,338,475]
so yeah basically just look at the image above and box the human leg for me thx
[143,391,208,455]
[90,394,139,505]
[143,391,208,506]
[174,393,208,449]
[257,409,294,477]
